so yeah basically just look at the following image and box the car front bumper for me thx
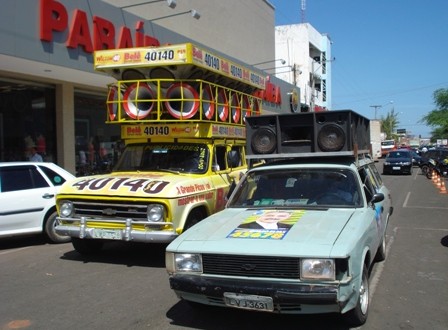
[169,274,355,314]
[383,164,412,174]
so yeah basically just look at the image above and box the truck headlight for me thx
[301,259,335,280]
[59,201,74,217]
[147,204,164,222]
[168,253,203,273]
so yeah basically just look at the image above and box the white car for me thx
[0,162,75,243]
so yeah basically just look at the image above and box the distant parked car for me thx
[0,162,75,243]
[382,149,413,175]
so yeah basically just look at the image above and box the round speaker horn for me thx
[252,98,261,116]
[123,83,155,119]
[165,83,199,119]
[230,93,241,124]
[241,95,251,123]
[217,89,229,122]
[317,124,346,151]
[107,86,122,121]
[251,128,277,154]
[201,84,215,120]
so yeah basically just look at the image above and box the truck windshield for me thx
[228,168,363,208]
[113,143,209,174]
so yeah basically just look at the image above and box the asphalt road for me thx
[1,162,447,330]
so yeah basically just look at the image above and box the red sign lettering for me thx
[39,0,160,53]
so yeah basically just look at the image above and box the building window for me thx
[0,79,55,162]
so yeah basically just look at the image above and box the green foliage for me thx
[420,88,448,140]
[380,108,399,140]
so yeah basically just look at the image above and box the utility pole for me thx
[370,105,382,119]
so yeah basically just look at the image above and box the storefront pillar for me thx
[56,83,76,174]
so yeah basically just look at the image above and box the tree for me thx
[380,108,399,140]
[420,88,448,140]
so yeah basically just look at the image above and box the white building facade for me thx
[275,23,333,112]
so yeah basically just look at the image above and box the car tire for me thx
[44,210,71,244]
[421,164,429,175]
[71,238,103,255]
[343,266,369,327]
[375,232,387,262]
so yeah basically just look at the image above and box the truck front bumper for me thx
[55,217,178,243]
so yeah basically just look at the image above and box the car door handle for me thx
[42,193,54,199]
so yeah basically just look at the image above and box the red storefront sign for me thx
[39,0,161,53]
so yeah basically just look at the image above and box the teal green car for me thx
[166,155,392,326]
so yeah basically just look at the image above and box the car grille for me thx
[71,200,149,220]
[202,254,300,279]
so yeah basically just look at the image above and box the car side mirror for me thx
[371,193,384,205]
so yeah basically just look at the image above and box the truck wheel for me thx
[44,211,71,244]
[184,209,205,231]
[343,266,369,326]
[71,238,103,255]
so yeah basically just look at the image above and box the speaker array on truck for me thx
[246,110,370,158]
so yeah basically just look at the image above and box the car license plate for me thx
[92,229,122,240]
[392,166,401,170]
[223,293,274,311]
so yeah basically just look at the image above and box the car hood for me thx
[168,208,359,257]
[57,171,213,198]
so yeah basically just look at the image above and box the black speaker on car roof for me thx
[246,110,370,157]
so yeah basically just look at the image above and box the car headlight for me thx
[403,162,411,166]
[147,204,164,222]
[59,200,74,217]
[301,259,335,280]
[384,161,390,165]
[168,253,203,273]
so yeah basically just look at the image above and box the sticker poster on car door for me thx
[227,210,305,240]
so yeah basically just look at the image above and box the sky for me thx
[269,0,448,138]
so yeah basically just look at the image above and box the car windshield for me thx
[228,168,363,208]
[387,151,410,159]
[113,143,209,174]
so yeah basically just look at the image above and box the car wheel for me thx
[44,211,71,244]
[421,165,429,175]
[184,209,206,231]
[343,266,369,326]
[375,232,387,262]
[71,238,103,255]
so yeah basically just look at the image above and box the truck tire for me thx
[343,266,369,326]
[71,238,103,255]
[44,210,71,244]
[184,209,206,231]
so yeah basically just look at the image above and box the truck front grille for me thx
[71,200,149,220]
[202,254,300,279]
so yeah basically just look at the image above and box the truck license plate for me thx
[92,229,122,240]
[223,293,274,311]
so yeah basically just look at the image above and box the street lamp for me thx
[252,59,286,66]
[150,9,201,21]
[121,0,177,9]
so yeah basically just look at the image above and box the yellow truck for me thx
[55,43,265,254]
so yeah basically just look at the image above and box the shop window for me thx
[0,79,55,162]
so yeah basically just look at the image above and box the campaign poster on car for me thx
[227,210,305,240]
